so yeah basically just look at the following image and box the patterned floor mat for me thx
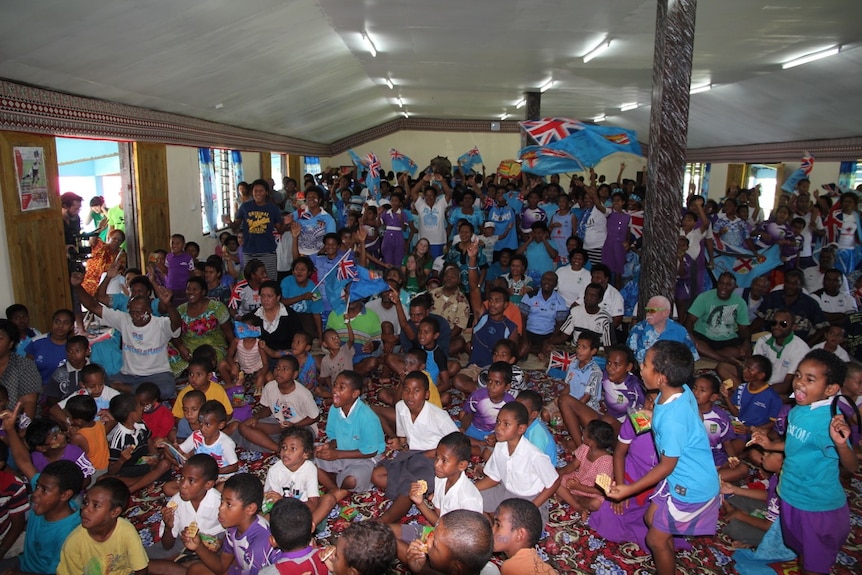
[128,370,861,574]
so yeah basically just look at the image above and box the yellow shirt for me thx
[57,518,148,575]
[423,369,443,408]
[172,382,233,418]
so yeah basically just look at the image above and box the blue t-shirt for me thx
[487,205,517,251]
[525,241,556,283]
[16,328,40,357]
[470,314,517,368]
[626,319,699,364]
[778,400,846,511]
[25,334,67,385]
[21,475,81,574]
[448,208,484,240]
[324,399,385,457]
[525,418,558,466]
[653,386,720,503]
[297,210,336,255]
[519,290,569,335]
[280,276,323,314]
[110,293,162,315]
[732,383,783,427]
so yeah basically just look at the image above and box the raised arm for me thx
[71,271,104,317]
[466,240,484,317]
[154,284,182,332]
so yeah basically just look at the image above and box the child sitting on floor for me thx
[461,361,516,459]
[691,374,746,483]
[324,522,397,575]
[557,330,603,446]
[516,390,558,466]
[237,355,319,454]
[151,454,223,563]
[107,393,172,493]
[476,402,560,527]
[162,400,239,494]
[721,355,782,443]
[171,390,205,444]
[263,426,337,529]
[811,324,851,361]
[599,345,644,432]
[135,381,174,441]
[50,363,120,430]
[372,371,459,525]
[404,510,494,575]
[65,395,109,481]
[556,419,615,521]
[23,418,94,481]
[471,339,527,397]
[56,478,148,575]
[173,358,234,424]
[258,498,328,575]
[219,322,268,396]
[318,326,354,399]
[290,331,319,393]
[182,473,274,575]
[721,447,784,549]
[608,341,720,575]
[44,335,90,406]
[315,370,385,497]
[389,432,483,564]
[492,498,560,575]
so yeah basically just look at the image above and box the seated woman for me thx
[80,229,125,295]
[252,280,303,369]
[169,277,234,377]
[280,256,323,344]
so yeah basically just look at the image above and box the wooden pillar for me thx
[0,131,69,328]
[132,142,170,267]
[287,154,302,179]
[259,153,271,183]
[521,91,541,149]
[640,0,698,314]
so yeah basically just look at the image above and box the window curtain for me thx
[304,156,321,175]
[230,150,244,184]
[199,148,218,236]
[839,161,857,190]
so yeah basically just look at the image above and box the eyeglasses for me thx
[768,320,791,328]
[645,307,668,313]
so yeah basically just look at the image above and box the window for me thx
[271,153,284,188]
[684,163,707,197]
[199,148,236,235]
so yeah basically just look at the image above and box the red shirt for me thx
[143,403,174,438]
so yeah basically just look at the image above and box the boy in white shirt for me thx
[475,402,560,526]
[371,371,459,524]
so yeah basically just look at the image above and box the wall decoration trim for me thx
[0,80,329,156]
[685,137,862,163]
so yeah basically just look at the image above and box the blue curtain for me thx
[199,148,217,236]
[702,163,711,198]
[230,150,244,184]
[839,161,857,190]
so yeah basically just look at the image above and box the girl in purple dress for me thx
[381,192,407,267]
[602,192,631,286]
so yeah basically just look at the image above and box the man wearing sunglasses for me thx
[627,295,698,365]
[752,309,810,397]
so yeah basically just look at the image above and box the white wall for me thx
[165,147,262,259]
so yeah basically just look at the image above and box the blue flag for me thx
[350,265,390,300]
[347,149,364,173]
[713,244,782,288]
[390,148,418,176]
[519,123,642,175]
[457,146,484,173]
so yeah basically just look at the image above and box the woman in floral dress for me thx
[169,276,234,376]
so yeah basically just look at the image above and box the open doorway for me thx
[746,164,780,220]
[57,137,122,237]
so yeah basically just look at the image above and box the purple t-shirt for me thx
[222,515,274,575]
[166,252,195,291]
[618,416,659,481]
[702,406,735,466]
[463,388,514,433]
[32,443,94,478]
[601,372,645,421]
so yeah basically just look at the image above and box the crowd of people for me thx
[0,165,860,575]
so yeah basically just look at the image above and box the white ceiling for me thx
[0,0,859,149]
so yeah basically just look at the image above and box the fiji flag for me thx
[347,149,365,173]
[324,266,353,317]
[350,265,390,300]
[713,244,782,288]
[547,350,575,379]
[519,118,585,146]
[365,152,382,201]
[390,148,418,176]
[519,124,642,175]
[457,146,484,173]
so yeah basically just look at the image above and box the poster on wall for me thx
[13,146,49,211]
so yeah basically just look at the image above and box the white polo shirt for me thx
[395,401,459,451]
[433,471,484,515]
[484,437,558,497]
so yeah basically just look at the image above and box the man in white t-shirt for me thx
[555,249,592,307]
[72,271,181,399]
[412,177,452,258]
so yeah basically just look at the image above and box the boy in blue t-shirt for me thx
[721,355,782,434]
[558,330,603,446]
[516,390,558,466]
[26,308,75,386]
[609,340,719,575]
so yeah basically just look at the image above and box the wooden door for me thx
[726,164,747,191]
[132,142,170,268]
[0,131,70,329]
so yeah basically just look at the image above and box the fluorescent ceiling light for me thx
[500,112,509,121]
[540,80,554,93]
[515,98,526,109]
[583,38,610,63]
[397,97,404,108]
[620,102,639,111]
[593,114,606,122]
[689,83,712,94]
[782,46,839,69]
[402,111,409,118]
[385,78,394,90]
[362,32,377,57]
